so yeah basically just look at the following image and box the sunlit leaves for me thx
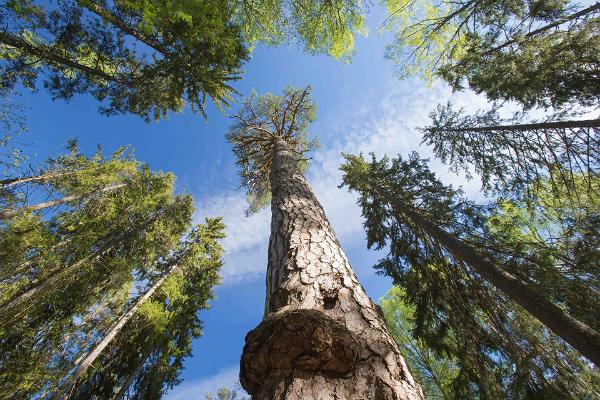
[233,0,366,61]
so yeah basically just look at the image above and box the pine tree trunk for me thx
[62,263,178,399]
[391,201,600,367]
[240,140,423,399]
[429,118,600,133]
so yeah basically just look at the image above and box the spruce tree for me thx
[0,144,225,399]
[340,152,600,394]
[421,103,600,199]
[228,87,423,399]
[383,0,599,108]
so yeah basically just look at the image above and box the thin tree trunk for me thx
[62,263,178,399]
[83,2,169,55]
[0,212,157,323]
[429,118,600,133]
[0,183,127,220]
[0,31,123,83]
[483,2,600,55]
[0,170,77,187]
[240,140,423,399]
[386,197,600,366]
[112,354,147,400]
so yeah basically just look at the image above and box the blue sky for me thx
[13,5,490,398]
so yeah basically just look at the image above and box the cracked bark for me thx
[240,140,424,399]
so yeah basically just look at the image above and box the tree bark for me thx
[429,118,600,133]
[0,182,127,220]
[388,199,600,367]
[62,263,178,399]
[0,170,78,187]
[240,140,423,399]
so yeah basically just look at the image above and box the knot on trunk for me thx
[240,308,360,396]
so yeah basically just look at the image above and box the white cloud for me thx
[165,366,242,400]
[195,79,491,285]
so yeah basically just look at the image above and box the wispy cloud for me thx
[195,79,491,284]
[165,366,241,400]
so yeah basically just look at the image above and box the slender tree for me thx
[340,152,600,368]
[0,143,221,399]
[227,87,423,399]
[62,218,225,399]
[421,103,600,198]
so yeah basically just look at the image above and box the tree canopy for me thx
[0,143,225,399]
[227,86,317,213]
[340,152,600,398]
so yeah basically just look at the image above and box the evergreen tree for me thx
[381,286,458,400]
[65,218,225,400]
[1,0,249,120]
[340,152,600,396]
[228,87,423,399]
[421,103,600,199]
[0,144,225,399]
[383,0,599,108]
[1,0,367,121]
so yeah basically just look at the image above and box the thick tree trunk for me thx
[240,140,423,399]
[62,263,178,399]
[391,201,600,367]
[0,183,127,220]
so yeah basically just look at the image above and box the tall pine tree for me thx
[228,87,423,399]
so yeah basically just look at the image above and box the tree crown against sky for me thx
[421,103,600,201]
[340,152,600,397]
[1,0,367,121]
[227,86,318,213]
[1,0,250,121]
[233,0,367,61]
[382,0,600,108]
[0,142,226,399]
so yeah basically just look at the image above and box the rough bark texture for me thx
[240,140,423,399]
[393,203,600,367]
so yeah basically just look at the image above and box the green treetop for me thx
[227,86,318,213]
[340,152,600,397]
[1,0,249,120]
[383,0,599,108]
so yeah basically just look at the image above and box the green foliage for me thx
[205,384,250,400]
[381,286,458,400]
[1,0,249,120]
[0,144,225,399]
[421,103,600,200]
[382,0,569,79]
[439,16,600,108]
[69,218,225,400]
[382,0,599,108]
[340,152,600,399]
[233,0,366,61]
[227,86,318,213]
